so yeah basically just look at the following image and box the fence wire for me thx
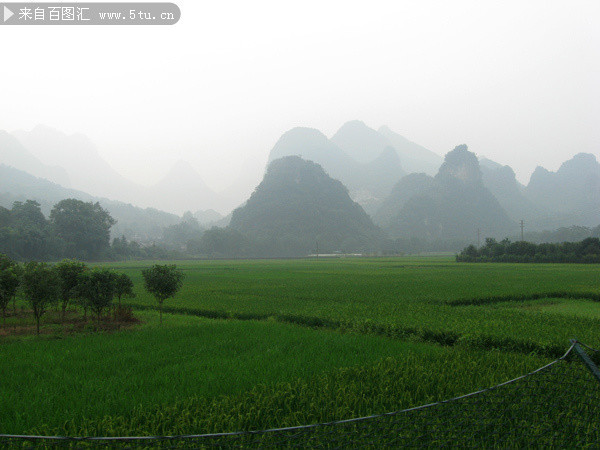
[1,341,599,448]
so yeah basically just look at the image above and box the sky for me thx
[1,0,599,190]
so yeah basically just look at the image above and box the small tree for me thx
[80,269,116,322]
[55,259,87,322]
[21,262,60,335]
[141,264,184,324]
[72,271,91,320]
[0,253,22,316]
[114,273,135,308]
[0,255,20,325]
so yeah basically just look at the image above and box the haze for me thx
[1,0,598,192]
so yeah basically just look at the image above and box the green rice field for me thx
[1,256,599,444]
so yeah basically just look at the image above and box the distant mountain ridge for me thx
[526,153,600,227]
[146,160,224,214]
[5,126,231,215]
[230,156,382,255]
[13,125,145,204]
[0,130,71,187]
[378,126,443,175]
[379,145,515,240]
[3,123,599,247]
[266,121,444,213]
[0,164,180,241]
[480,162,541,225]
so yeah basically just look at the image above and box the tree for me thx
[50,199,116,260]
[0,254,20,325]
[80,269,116,322]
[141,265,184,324]
[21,262,60,335]
[11,200,47,230]
[114,273,135,308]
[55,259,87,322]
[72,271,91,320]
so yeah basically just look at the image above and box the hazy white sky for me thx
[1,0,599,190]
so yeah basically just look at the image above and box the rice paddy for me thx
[1,256,599,441]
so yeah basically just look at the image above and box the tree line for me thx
[0,199,115,261]
[0,254,184,334]
[456,237,600,263]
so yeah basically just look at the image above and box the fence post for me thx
[570,339,600,384]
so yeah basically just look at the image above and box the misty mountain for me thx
[146,160,224,215]
[266,126,404,213]
[331,120,443,176]
[525,153,600,227]
[0,164,180,241]
[385,145,514,240]
[345,146,405,216]
[193,209,224,226]
[12,125,145,204]
[378,126,443,175]
[525,153,600,226]
[479,157,504,171]
[330,120,391,164]
[0,130,71,186]
[230,156,382,255]
[480,162,541,224]
[268,127,358,181]
[6,126,235,215]
[218,157,267,213]
[374,173,435,228]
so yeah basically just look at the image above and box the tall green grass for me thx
[105,258,600,354]
[2,257,598,439]
[0,312,548,436]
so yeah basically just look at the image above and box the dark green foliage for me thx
[189,227,248,258]
[142,264,184,323]
[114,273,135,307]
[110,235,186,260]
[11,200,48,230]
[54,259,88,321]
[457,237,600,263]
[0,206,10,228]
[0,200,55,260]
[229,156,382,256]
[161,212,204,247]
[0,254,20,324]
[20,261,60,334]
[50,199,115,260]
[0,198,121,261]
[78,269,117,321]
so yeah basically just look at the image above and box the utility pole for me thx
[520,220,525,241]
[316,240,319,259]
[477,228,480,248]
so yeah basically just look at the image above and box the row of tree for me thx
[456,237,600,263]
[0,199,115,261]
[0,254,184,334]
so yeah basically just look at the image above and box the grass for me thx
[0,312,548,436]
[1,256,599,440]
[108,257,600,356]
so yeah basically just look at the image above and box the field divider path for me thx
[445,291,600,306]
[128,303,567,359]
